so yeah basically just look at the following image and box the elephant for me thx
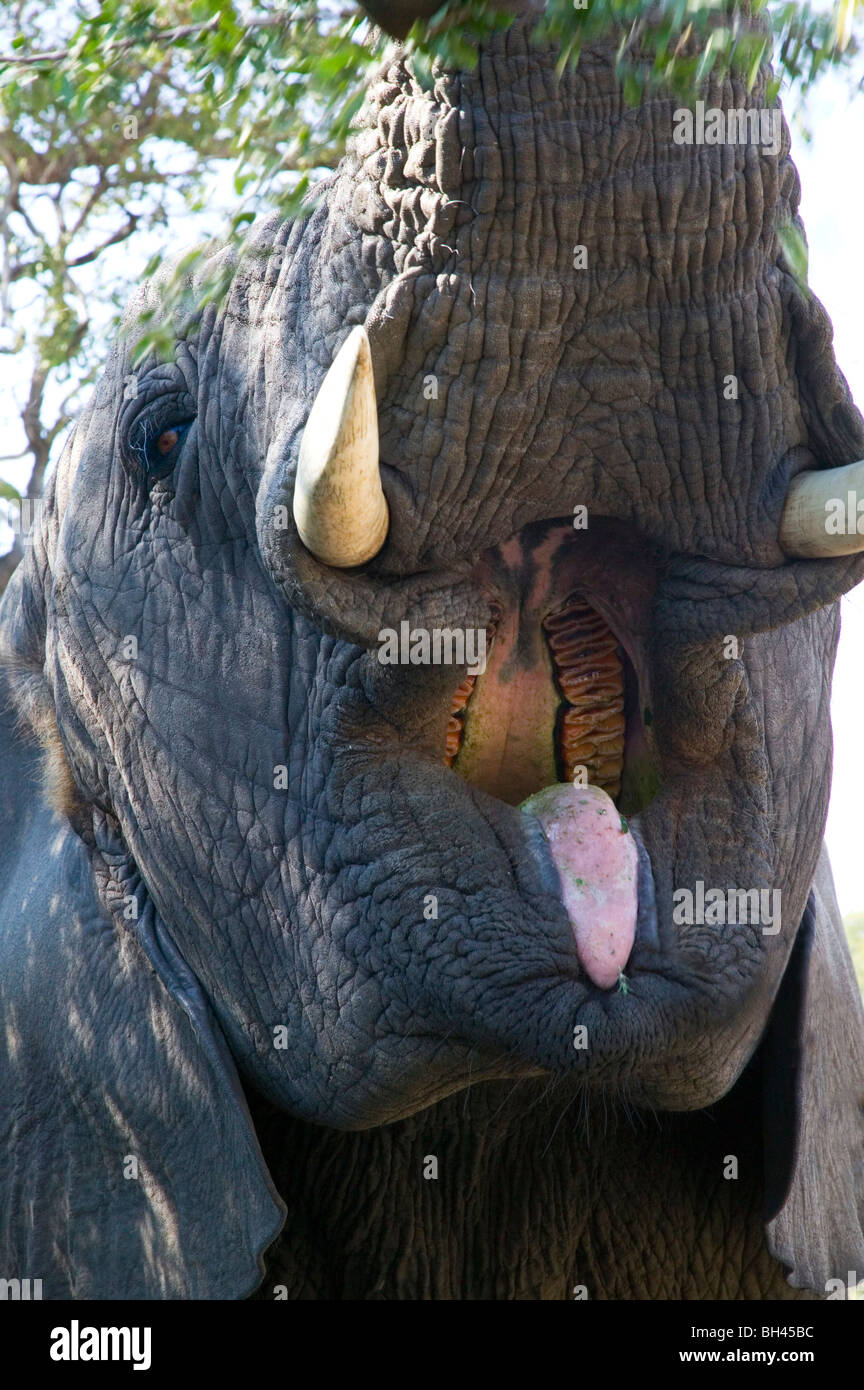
[1,0,864,1300]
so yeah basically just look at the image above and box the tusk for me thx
[779,460,864,557]
[293,326,389,568]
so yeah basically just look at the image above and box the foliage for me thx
[527,0,861,102]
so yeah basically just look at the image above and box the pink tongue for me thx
[522,783,638,989]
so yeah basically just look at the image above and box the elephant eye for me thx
[156,428,180,455]
[130,418,192,483]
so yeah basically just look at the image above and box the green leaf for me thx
[778,220,810,292]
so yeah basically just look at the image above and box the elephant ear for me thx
[762,844,864,1293]
[0,681,285,1299]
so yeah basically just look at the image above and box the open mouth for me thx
[442,517,661,817]
[438,516,662,990]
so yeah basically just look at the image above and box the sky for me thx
[2,40,864,912]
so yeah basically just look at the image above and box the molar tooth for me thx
[543,597,625,800]
[443,674,477,766]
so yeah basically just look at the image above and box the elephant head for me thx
[1,0,863,1298]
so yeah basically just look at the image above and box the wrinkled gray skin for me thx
[2,4,864,1299]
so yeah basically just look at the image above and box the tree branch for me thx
[68,212,139,267]
[0,536,24,595]
[0,8,355,66]
[0,14,224,66]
